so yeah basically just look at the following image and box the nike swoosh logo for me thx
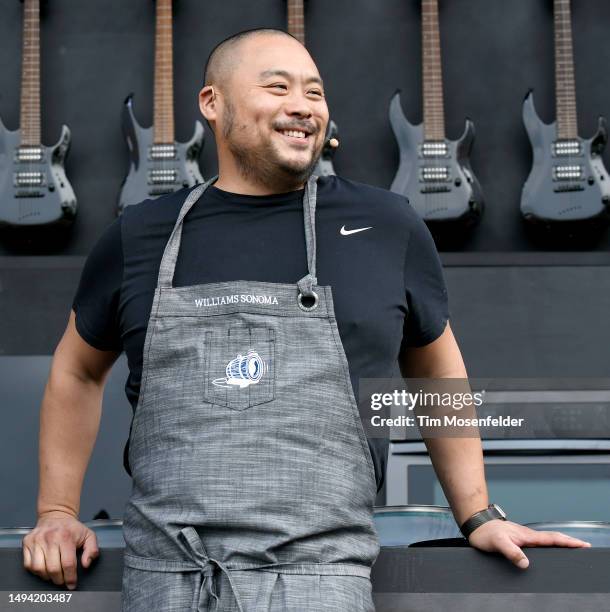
[340,225,373,236]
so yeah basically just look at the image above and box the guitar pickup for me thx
[14,171,45,187]
[148,169,178,184]
[421,185,451,194]
[420,166,450,182]
[15,147,44,163]
[552,140,581,157]
[149,187,176,196]
[553,184,584,193]
[553,165,583,181]
[420,141,449,158]
[149,144,177,160]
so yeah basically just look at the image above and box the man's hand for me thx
[467,519,591,568]
[22,511,100,590]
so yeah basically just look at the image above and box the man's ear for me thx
[199,85,217,126]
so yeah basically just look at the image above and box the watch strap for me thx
[460,504,506,538]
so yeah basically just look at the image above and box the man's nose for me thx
[283,94,314,118]
[286,106,313,119]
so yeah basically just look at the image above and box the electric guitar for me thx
[521,0,610,227]
[389,0,484,228]
[286,0,338,177]
[0,0,77,228]
[118,0,204,214]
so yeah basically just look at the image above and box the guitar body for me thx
[521,91,610,224]
[0,116,77,227]
[117,94,204,214]
[389,91,484,225]
[314,119,338,177]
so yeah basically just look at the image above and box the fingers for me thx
[467,522,594,572]
[25,542,51,581]
[58,541,78,590]
[524,529,592,548]
[496,536,530,569]
[24,540,76,588]
[22,518,97,590]
[22,544,31,569]
[81,531,100,568]
[499,528,592,569]
[45,543,66,587]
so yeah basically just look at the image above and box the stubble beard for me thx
[222,98,321,191]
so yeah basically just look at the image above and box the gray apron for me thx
[121,174,380,611]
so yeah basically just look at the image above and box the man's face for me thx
[216,35,330,184]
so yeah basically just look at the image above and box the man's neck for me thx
[212,169,305,196]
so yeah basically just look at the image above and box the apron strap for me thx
[157,174,320,296]
[124,525,372,611]
[296,173,318,299]
[178,526,246,612]
[158,177,217,289]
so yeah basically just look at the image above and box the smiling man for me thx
[24,28,589,612]
[204,32,327,192]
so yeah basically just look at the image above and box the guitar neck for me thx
[153,0,175,144]
[287,0,305,45]
[554,0,578,140]
[20,0,41,146]
[421,0,445,141]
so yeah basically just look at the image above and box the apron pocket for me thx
[203,326,276,410]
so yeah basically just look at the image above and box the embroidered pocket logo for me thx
[212,351,267,389]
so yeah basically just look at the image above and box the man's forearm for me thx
[37,370,104,519]
[423,436,488,526]
[400,325,486,527]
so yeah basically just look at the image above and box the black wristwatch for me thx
[460,503,507,538]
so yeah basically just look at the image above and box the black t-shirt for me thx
[72,175,450,492]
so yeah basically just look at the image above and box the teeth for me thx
[280,129,307,139]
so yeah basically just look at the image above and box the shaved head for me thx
[204,28,301,94]
[198,27,329,193]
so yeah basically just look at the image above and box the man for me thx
[23,28,589,611]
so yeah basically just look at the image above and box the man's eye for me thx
[270,84,288,90]
[309,90,324,97]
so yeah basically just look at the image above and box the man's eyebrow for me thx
[258,69,324,87]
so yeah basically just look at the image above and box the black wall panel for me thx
[2,0,610,253]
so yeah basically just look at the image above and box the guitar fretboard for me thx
[20,0,41,146]
[287,0,305,45]
[554,0,578,140]
[421,0,445,141]
[153,0,175,144]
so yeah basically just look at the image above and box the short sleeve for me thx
[72,217,124,351]
[402,216,450,347]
